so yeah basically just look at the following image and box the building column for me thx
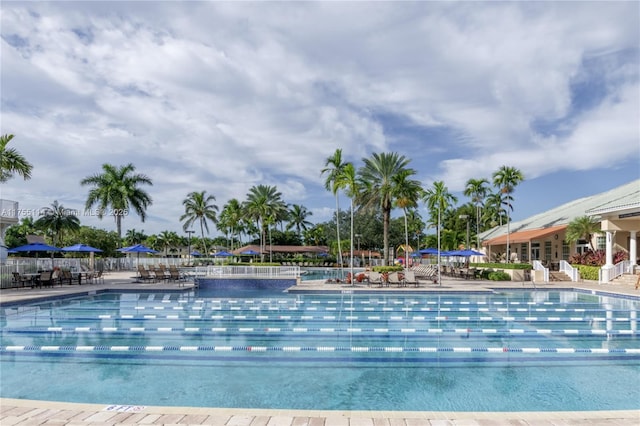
[630,231,637,270]
[605,231,614,267]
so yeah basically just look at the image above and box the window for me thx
[596,236,605,251]
[544,241,552,261]
[562,241,570,260]
[520,243,528,261]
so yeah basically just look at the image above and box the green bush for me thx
[573,264,599,281]
[488,271,511,281]
[470,262,531,270]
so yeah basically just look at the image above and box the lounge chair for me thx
[403,270,419,287]
[388,272,404,287]
[137,268,155,282]
[368,271,383,287]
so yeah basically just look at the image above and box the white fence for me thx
[559,260,579,282]
[532,260,549,283]
[197,265,301,279]
[599,260,630,283]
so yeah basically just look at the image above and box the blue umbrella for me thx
[117,244,158,254]
[190,250,203,257]
[241,249,260,255]
[10,242,62,268]
[449,249,485,257]
[419,248,440,255]
[117,244,159,267]
[61,244,103,253]
[11,242,62,253]
[214,250,234,257]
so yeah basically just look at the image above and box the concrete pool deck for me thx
[1,271,639,425]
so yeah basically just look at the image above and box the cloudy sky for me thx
[1,1,638,238]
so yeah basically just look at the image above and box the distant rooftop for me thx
[480,179,640,242]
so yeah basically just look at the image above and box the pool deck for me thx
[2,271,639,425]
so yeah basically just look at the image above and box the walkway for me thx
[1,271,639,425]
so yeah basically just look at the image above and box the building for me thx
[480,179,639,281]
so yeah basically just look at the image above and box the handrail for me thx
[559,260,578,282]
[204,265,301,278]
[599,260,630,283]
[532,260,549,283]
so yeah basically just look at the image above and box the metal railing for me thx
[532,260,549,283]
[599,260,630,283]
[559,260,579,282]
[200,265,301,278]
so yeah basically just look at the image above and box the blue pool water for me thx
[1,289,639,411]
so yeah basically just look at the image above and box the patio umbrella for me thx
[10,242,62,268]
[214,250,234,257]
[190,250,203,257]
[62,243,103,270]
[241,249,260,255]
[450,249,485,257]
[419,247,440,255]
[61,244,103,253]
[117,244,159,267]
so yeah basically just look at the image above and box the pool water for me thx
[1,289,639,411]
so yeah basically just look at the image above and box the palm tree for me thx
[483,192,507,227]
[464,178,489,249]
[0,134,33,182]
[321,149,348,266]
[335,162,359,282]
[34,200,80,246]
[180,191,219,257]
[423,181,458,286]
[392,169,424,267]
[124,228,146,246]
[492,166,525,262]
[81,163,153,244]
[157,230,180,256]
[218,198,243,250]
[358,152,415,266]
[286,204,313,240]
[243,185,286,261]
[565,216,601,252]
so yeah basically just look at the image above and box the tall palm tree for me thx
[180,191,218,257]
[286,204,313,240]
[34,200,80,246]
[358,152,415,266]
[492,166,524,262]
[392,169,424,267]
[243,185,286,261]
[483,192,507,227]
[81,163,153,245]
[157,230,180,256]
[0,134,33,182]
[321,149,348,266]
[423,181,458,286]
[218,198,243,250]
[565,216,600,252]
[335,162,359,282]
[124,228,146,246]
[464,178,489,249]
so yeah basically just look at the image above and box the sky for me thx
[1,1,639,239]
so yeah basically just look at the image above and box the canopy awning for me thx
[482,224,566,246]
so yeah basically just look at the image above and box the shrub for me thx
[573,265,599,281]
[487,271,511,281]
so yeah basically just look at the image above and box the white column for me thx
[630,231,637,268]
[605,231,614,267]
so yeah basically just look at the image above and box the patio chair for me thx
[388,271,404,287]
[138,268,155,282]
[368,271,383,287]
[12,272,31,288]
[35,270,55,288]
[403,270,419,287]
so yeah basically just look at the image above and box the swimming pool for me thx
[1,289,639,411]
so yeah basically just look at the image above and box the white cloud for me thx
[1,1,637,235]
